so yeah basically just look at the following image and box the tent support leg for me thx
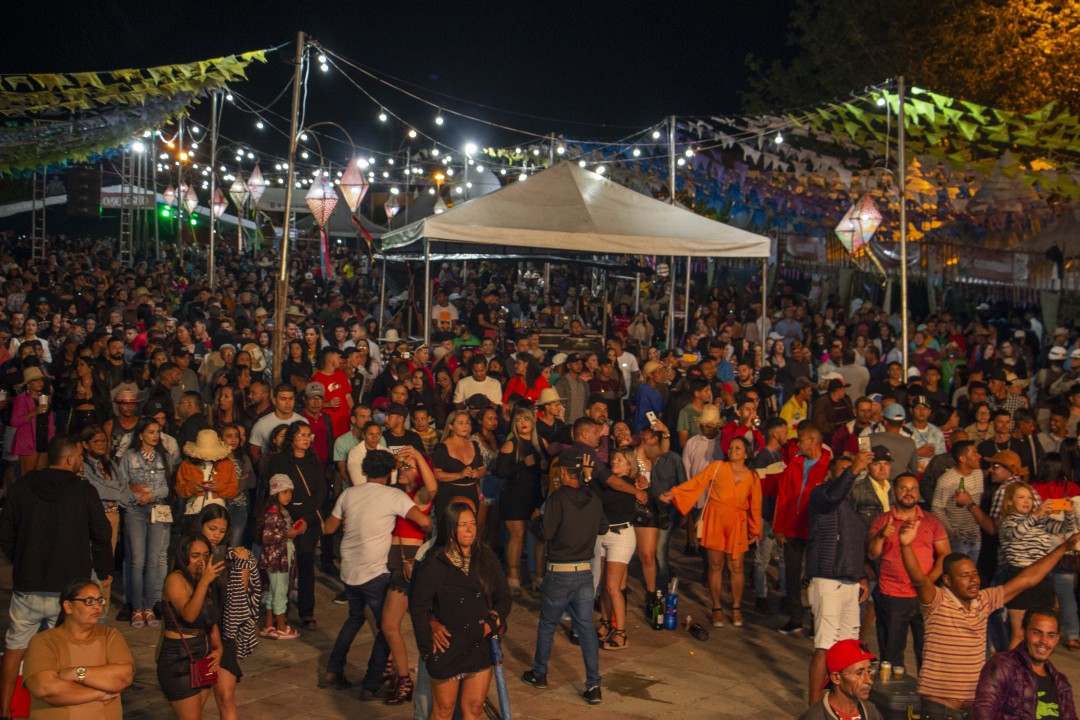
[379,257,387,330]
[634,273,640,317]
[667,256,676,350]
[423,239,431,346]
[684,255,692,338]
[600,272,608,339]
[761,258,768,340]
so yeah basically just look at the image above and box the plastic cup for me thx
[879,661,892,681]
[894,666,905,680]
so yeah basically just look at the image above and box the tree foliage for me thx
[743,0,1080,114]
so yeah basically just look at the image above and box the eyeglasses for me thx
[70,596,107,607]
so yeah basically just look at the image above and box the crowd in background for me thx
[0,233,1077,718]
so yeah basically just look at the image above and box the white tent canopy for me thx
[381,161,771,257]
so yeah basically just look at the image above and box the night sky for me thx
[0,1,796,159]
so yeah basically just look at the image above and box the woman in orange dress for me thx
[660,436,761,629]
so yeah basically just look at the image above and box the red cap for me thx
[823,640,875,688]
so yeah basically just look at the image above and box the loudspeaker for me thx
[66,166,100,217]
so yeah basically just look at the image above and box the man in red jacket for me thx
[774,425,833,635]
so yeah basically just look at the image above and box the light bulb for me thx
[388,159,395,165]
[557,145,565,155]
[515,148,522,154]
[379,110,388,122]
[578,160,587,167]
[247,152,254,159]
[225,93,234,102]
[500,169,507,175]
[435,110,444,125]
[320,63,328,72]
[300,133,309,141]
[446,168,454,176]
[465,142,478,155]
[432,148,440,157]
[596,165,606,175]
[684,148,694,157]
[652,130,661,139]
[774,133,784,144]
[301,151,309,159]
[190,142,198,149]
[408,129,417,139]
[132,141,145,153]
[677,157,686,166]
[382,171,389,178]
[367,157,375,165]
[465,182,473,188]
[877,96,886,106]
[632,148,641,157]
[256,121,264,129]
[476,165,484,173]
[533,148,540,156]
[317,54,327,64]
[455,186,464,194]
[390,187,400,195]
[429,187,435,195]
[192,127,200,134]
[519,173,527,181]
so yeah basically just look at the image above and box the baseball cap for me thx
[827,378,847,392]
[882,403,906,422]
[304,382,325,399]
[1049,346,1068,361]
[906,366,921,378]
[1014,329,1026,339]
[912,395,931,409]
[871,445,893,463]
[550,352,568,367]
[823,640,876,688]
[988,368,1008,382]
[556,448,585,475]
[385,402,409,417]
[565,353,584,365]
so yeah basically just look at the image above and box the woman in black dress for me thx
[409,501,511,720]
[431,410,485,525]
[494,407,545,596]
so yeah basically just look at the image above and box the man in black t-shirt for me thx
[381,403,426,456]
[469,287,499,339]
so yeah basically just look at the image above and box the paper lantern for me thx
[228,176,250,210]
[247,165,266,206]
[163,184,177,207]
[384,197,401,221]
[433,197,448,215]
[183,187,199,215]
[852,194,882,242]
[306,175,338,228]
[212,188,228,219]
[338,157,369,213]
[834,204,859,254]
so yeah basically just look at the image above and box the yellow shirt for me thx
[779,397,808,439]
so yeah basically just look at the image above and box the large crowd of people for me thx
[0,232,1077,719]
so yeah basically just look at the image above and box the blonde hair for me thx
[440,409,474,443]
[1002,480,1036,518]
[612,447,641,479]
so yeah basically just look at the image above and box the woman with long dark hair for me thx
[502,352,547,405]
[117,416,174,629]
[158,534,224,720]
[64,355,112,434]
[281,340,313,394]
[495,407,545,595]
[266,421,326,629]
[194,505,261,720]
[409,501,511,720]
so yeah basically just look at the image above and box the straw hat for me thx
[381,329,403,343]
[285,305,306,318]
[183,429,231,462]
[254,307,269,319]
[17,366,46,388]
[242,343,267,373]
[697,404,722,427]
[536,387,566,406]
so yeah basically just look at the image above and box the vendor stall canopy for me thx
[381,161,770,258]
[0,50,269,175]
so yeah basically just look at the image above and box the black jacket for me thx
[805,468,867,583]
[543,483,606,563]
[409,545,511,680]
[267,451,327,544]
[0,468,113,592]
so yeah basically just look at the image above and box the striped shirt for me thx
[918,585,1004,702]
[932,469,984,543]
[998,512,1074,568]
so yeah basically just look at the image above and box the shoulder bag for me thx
[164,602,217,688]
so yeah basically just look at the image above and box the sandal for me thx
[603,629,628,651]
[259,626,280,638]
[276,625,300,640]
[711,607,725,628]
[144,610,160,628]
[597,617,612,641]
[130,610,146,629]
[732,609,744,628]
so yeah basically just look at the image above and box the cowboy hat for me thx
[242,343,267,373]
[697,404,722,427]
[285,305,306,318]
[183,429,232,462]
[380,328,403,343]
[536,387,566,406]
[17,366,46,388]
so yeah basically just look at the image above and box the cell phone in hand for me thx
[292,519,305,532]
[646,411,658,425]
[858,436,871,454]
[1048,498,1073,513]
[212,545,228,566]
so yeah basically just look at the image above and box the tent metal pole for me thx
[760,258,768,341]
[379,257,387,328]
[153,131,160,260]
[272,30,305,385]
[208,90,218,290]
[667,115,677,349]
[600,272,608,339]
[423,238,431,347]
[544,262,550,298]
[898,76,909,371]
[684,255,692,338]
[634,273,640,316]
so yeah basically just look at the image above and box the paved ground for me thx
[3,535,1080,719]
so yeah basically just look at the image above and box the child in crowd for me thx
[257,473,305,639]
[412,405,439,455]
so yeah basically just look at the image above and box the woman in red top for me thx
[501,352,547,405]
[380,445,437,705]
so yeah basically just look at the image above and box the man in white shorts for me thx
[804,447,874,705]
